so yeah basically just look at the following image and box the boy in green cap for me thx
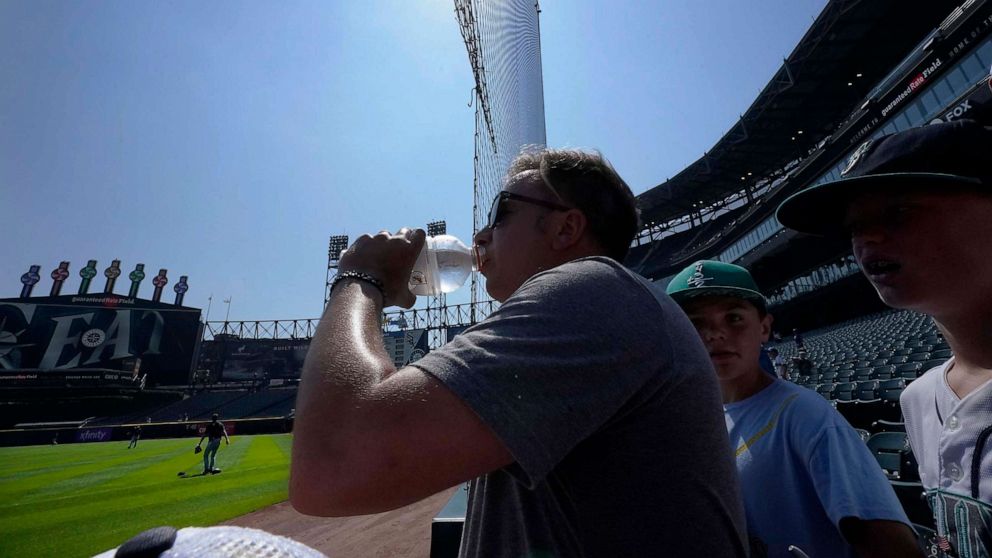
[777,119,992,557]
[668,260,918,557]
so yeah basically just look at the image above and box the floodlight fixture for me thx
[329,235,350,263]
[427,220,447,237]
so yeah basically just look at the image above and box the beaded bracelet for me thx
[330,271,386,299]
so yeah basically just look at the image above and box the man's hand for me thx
[339,228,425,308]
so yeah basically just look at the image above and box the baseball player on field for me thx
[667,261,918,558]
[197,413,230,475]
[777,119,992,557]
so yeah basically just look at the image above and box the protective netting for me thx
[454,0,547,308]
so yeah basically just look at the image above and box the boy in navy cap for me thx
[777,119,992,556]
[668,260,917,558]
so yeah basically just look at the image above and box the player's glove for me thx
[194,445,202,454]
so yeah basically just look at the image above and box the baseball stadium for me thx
[3,0,992,556]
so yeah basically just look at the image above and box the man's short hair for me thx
[507,148,640,262]
[212,413,219,420]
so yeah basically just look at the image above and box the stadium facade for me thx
[628,0,992,332]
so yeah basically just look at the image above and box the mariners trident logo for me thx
[842,138,874,176]
[686,262,714,288]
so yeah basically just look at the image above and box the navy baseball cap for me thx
[776,119,992,235]
[666,260,767,312]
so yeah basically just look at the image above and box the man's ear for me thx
[549,209,588,251]
[760,313,774,343]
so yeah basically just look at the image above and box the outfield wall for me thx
[0,416,294,448]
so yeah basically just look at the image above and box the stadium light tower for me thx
[325,235,350,307]
[426,220,446,237]
[425,220,447,348]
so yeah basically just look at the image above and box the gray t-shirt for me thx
[412,257,747,557]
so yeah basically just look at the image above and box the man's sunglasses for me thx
[487,191,572,229]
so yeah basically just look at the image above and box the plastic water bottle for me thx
[409,235,484,296]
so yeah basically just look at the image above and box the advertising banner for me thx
[0,294,200,385]
[199,327,434,381]
[76,427,114,443]
[200,337,311,381]
[382,328,429,368]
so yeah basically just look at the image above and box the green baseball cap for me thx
[666,260,767,311]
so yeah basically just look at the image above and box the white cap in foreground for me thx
[93,525,327,558]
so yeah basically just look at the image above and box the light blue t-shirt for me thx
[725,379,910,557]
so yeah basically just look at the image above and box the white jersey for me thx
[901,358,992,556]
[772,355,786,377]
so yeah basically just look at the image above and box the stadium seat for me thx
[872,419,905,433]
[887,355,909,365]
[920,359,947,372]
[816,384,834,400]
[893,348,913,356]
[854,428,870,442]
[907,353,932,362]
[872,365,896,380]
[931,348,953,360]
[857,381,880,402]
[866,432,909,479]
[832,382,857,402]
[879,379,907,403]
[895,362,923,379]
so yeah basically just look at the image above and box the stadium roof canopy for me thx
[637,0,962,228]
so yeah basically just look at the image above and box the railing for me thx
[202,300,501,341]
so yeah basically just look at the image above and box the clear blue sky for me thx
[1,0,826,322]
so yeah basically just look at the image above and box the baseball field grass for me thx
[0,433,293,557]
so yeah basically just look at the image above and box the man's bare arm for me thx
[289,230,513,517]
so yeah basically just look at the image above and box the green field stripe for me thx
[0,447,289,517]
[10,445,198,504]
[0,460,290,522]
[0,438,189,480]
[271,432,293,458]
[0,440,193,502]
[0,435,294,558]
[0,468,289,558]
[213,432,254,471]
